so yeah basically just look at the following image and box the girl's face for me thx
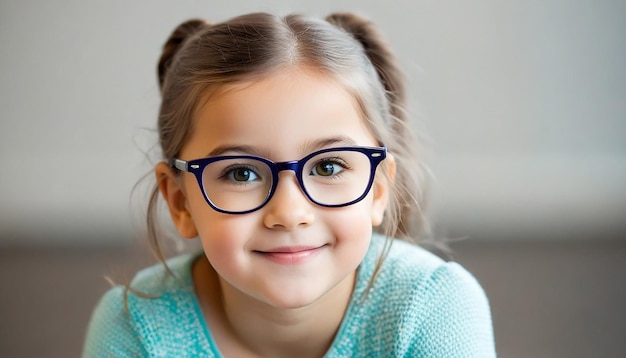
[160,67,391,309]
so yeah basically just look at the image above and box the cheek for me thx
[194,213,261,282]
[322,203,374,278]
[185,185,258,271]
[323,197,375,247]
[194,211,255,248]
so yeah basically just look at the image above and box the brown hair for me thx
[148,12,428,265]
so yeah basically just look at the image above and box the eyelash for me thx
[217,164,261,183]
[310,157,351,176]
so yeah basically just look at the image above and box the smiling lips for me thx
[255,245,326,265]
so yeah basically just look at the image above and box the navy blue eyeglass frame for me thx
[171,146,387,215]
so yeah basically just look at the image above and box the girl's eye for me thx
[226,167,259,182]
[310,160,344,177]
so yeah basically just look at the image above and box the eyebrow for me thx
[204,136,359,158]
[301,136,358,152]
[205,145,263,157]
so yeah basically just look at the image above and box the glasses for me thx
[171,146,387,214]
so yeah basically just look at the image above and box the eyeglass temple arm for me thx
[171,158,188,172]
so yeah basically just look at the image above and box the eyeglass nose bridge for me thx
[271,160,306,192]
[275,160,300,173]
[262,160,312,209]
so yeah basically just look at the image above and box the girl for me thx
[84,12,495,357]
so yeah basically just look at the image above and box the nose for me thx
[262,171,315,230]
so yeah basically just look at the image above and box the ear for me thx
[155,162,198,239]
[371,153,396,227]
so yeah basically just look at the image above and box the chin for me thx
[258,273,353,311]
[262,290,323,310]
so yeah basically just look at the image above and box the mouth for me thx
[254,245,327,265]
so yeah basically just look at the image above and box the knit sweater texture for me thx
[83,235,496,357]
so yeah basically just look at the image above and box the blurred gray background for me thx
[1,0,625,357]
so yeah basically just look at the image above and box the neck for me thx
[220,273,354,357]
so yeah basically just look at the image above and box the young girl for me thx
[84,12,495,357]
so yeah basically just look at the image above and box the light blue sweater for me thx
[84,235,496,357]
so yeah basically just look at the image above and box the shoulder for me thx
[83,286,147,357]
[83,253,215,357]
[360,235,453,294]
[399,253,496,357]
[333,236,496,357]
[377,238,487,305]
[362,236,488,301]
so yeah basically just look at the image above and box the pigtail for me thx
[325,13,406,122]
[157,19,208,92]
[327,13,425,240]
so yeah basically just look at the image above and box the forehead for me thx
[183,67,378,159]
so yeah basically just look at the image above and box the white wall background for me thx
[1,0,625,245]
